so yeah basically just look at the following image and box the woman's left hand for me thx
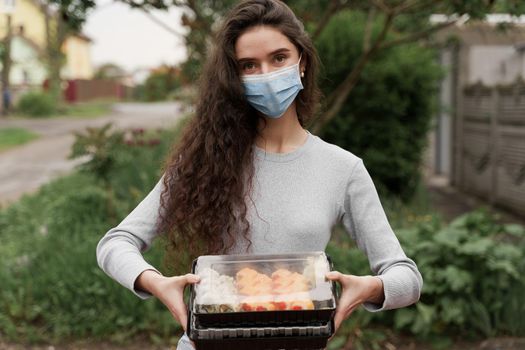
[325,271,385,332]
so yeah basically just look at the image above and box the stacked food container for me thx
[186,251,337,349]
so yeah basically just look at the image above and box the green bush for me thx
[315,11,443,201]
[326,210,525,346]
[0,121,190,345]
[395,210,525,338]
[16,91,57,117]
[137,66,181,101]
[0,182,176,343]
[69,123,126,185]
[69,122,183,216]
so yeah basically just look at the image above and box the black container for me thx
[188,309,335,350]
[191,337,330,350]
[187,252,337,328]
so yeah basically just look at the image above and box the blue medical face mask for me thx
[241,55,304,118]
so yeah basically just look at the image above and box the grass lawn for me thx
[0,127,38,151]
[13,98,117,119]
[59,99,116,118]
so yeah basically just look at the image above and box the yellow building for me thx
[0,0,94,83]
[0,0,47,49]
[62,33,94,80]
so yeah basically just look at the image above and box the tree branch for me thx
[312,0,342,41]
[379,19,458,50]
[185,0,213,36]
[118,0,169,10]
[393,0,439,14]
[311,12,395,134]
[140,9,185,38]
[363,6,377,52]
[371,0,391,14]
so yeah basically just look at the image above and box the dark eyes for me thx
[240,54,289,73]
[242,62,256,71]
[274,55,286,63]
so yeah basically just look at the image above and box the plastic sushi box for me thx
[186,251,338,349]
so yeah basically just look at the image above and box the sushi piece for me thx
[234,267,315,311]
[271,292,315,311]
[272,270,310,294]
[289,300,315,310]
[195,268,238,313]
[239,296,277,312]
[236,267,273,295]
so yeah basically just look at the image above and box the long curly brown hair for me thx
[157,0,322,261]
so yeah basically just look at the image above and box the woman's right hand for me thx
[136,270,201,332]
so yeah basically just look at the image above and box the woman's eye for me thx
[242,62,256,72]
[274,55,286,63]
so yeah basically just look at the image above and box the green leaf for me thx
[394,307,416,329]
[503,224,525,237]
[440,298,465,324]
[457,238,493,255]
[416,302,435,324]
[487,259,520,279]
[492,244,522,261]
[440,266,473,292]
[469,299,493,337]
[433,227,468,248]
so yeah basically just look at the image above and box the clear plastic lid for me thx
[193,251,335,313]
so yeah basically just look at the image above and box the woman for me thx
[96,0,423,349]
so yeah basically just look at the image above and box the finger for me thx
[326,271,351,291]
[175,273,201,287]
[184,273,201,284]
[325,271,343,281]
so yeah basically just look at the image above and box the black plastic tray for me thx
[191,333,331,350]
[190,319,332,339]
[192,336,330,350]
[187,309,334,350]
[187,253,338,328]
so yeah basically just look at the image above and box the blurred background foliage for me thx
[315,10,443,200]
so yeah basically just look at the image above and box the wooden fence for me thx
[457,81,525,215]
[63,79,130,103]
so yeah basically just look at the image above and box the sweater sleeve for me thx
[96,177,165,300]
[341,159,423,312]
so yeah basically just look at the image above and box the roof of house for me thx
[70,32,93,43]
[436,22,525,46]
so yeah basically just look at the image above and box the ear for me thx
[300,56,307,76]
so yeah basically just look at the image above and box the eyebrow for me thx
[237,48,291,64]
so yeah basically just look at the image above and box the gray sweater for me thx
[96,130,422,313]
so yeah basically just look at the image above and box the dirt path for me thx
[0,102,185,205]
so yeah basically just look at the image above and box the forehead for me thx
[235,25,296,59]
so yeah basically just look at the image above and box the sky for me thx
[83,0,188,74]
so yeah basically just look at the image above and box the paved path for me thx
[0,102,186,205]
[424,172,525,225]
